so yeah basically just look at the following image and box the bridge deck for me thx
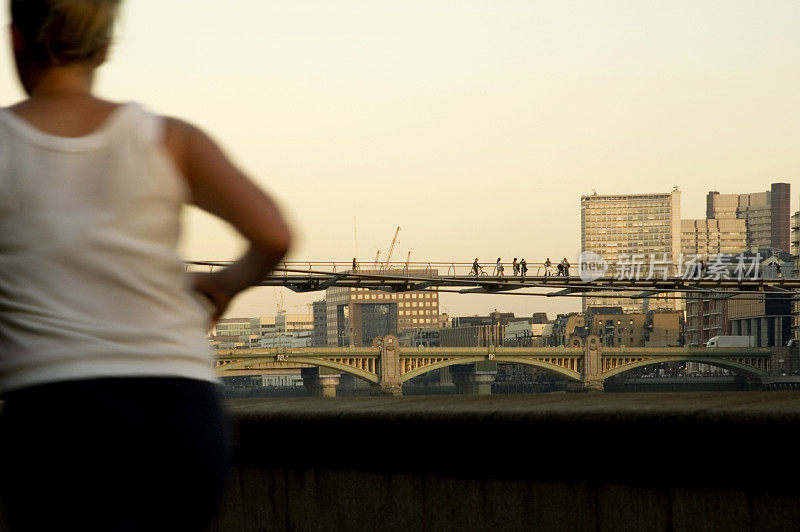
[187,261,800,296]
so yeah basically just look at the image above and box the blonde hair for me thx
[11,0,121,66]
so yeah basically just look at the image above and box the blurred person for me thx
[0,0,291,530]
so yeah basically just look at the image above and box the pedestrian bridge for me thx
[189,260,800,299]
[214,335,773,394]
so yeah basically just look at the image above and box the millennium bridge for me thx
[188,260,800,300]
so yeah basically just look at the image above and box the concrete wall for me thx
[207,394,800,531]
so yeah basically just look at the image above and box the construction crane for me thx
[404,251,412,273]
[383,227,400,270]
[276,292,285,315]
[373,250,381,270]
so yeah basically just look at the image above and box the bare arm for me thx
[165,118,292,321]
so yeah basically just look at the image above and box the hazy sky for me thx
[1,1,798,319]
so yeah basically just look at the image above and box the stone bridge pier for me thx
[301,367,340,397]
[581,334,604,392]
[451,362,498,395]
[372,335,402,396]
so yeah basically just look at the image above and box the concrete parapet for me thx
[207,393,800,531]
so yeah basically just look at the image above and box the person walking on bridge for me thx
[0,2,292,529]
[520,258,528,279]
[512,258,520,276]
[495,258,505,278]
[544,258,552,276]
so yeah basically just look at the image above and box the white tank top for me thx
[0,103,216,393]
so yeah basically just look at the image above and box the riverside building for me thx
[680,219,747,258]
[706,182,791,252]
[791,205,799,340]
[325,270,440,347]
[581,189,682,312]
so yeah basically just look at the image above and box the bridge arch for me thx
[399,356,581,383]
[217,358,379,384]
[601,356,768,380]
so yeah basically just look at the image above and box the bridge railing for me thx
[186,260,554,278]
[184,261,799,288]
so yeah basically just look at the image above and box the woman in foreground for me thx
[0,0,291,529]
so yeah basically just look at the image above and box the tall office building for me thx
[791,204,800,275]
[581,189,682,312]
[706,182,791,252]
[791,204,799,340]
[312,300,328,347]
[680,219,747,258]
[326,270,440,346]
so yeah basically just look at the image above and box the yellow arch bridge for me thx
[215,334,773,395]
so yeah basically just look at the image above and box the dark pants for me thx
[0,378,231,531]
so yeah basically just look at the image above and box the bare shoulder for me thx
[163,116,202,139]
[162,116,214,178]
[160,115,251,206]
[163,116,202,150]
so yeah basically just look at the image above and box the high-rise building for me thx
[312,300,327,347]
[791,205,799,340]
[581,189,682,312]
[793,208,800,266]
[680,219,747,258]
[326,270,440,346]
[706,182,791,252]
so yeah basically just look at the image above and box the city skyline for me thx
[0,1,798,319]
